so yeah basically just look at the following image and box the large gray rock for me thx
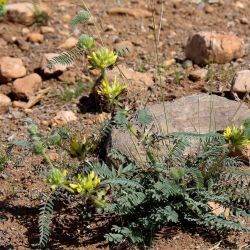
[111,94,250,161]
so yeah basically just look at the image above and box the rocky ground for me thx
[0,0,250,249]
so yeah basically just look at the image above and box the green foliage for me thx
[38,193,54,248]
[61,82,85,102]
[0,0,6,16]
[32,0,49,24]
[88,48,117,70]
[79,34,95,50]
[0,150,7,171]
[96,113,250,246]
[70,10,90,26]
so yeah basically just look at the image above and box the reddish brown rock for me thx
[27,32,44,43]
[0,57,26,79]
[185,32,245,65]
[58,37,78,49]
[12,73,42,99]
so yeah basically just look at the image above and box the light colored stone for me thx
[0,57,26,79]
[12,73,42,98]
[185,31,245,65]
[22,27,30,36]
[231,70,250,93]
[62,14,71,23]
[41,53,73,75]
[106,64,154,93]
[189,68,208,81]
[52,111,77,126]
[6,2,50,25]
[163,59,176,68]
[58,37,78,49]
[0,94,11,114]
[114,41,135,57]
[41,26,55,34]
[27,32,44,43]
[111,94,250,163]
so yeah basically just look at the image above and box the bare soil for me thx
[0,0,250,249]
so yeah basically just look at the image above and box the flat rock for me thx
[41,53,73,75]
[185,32,245,65]
[0,94,11,114]
[231,70,250,93]
[0,57,26,79]
[111,94,250,161]
[6,2,50,25]
[106,64,154,94]
[12,73,42,99]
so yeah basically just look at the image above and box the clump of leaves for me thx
[32,0,49,24]
[91,110,250,246]
[0,0,6,16]
[224,125,250,149]
[0,150,7,171]
[62,82,85,102]
[96,77,127,112]
[88,48,117,72]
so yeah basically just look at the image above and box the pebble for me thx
[0,94,11,114]
[0,57,26,79]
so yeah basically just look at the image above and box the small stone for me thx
[114,41,135,57]
[58,37,78,49]
[12,73,42,99]
[58,71,76,83]
[0,84,12,96]
[0,57,26,79]
[62,14,71,23]
[22,28,30,36]
[240,17,249,25]
[41,26,55,34]
[41,53,73,75]
[204,4,214,13]
[235,1,244,9]
[52,111,77,126]
[185,31,245,65]
[231,70,250,93]
[27,32,44,43]
[163,59,176,68]
[0,94,11,114]
[182,60,193,69]
[189,68,208,81]
[6,2,51,25]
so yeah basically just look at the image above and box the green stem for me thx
[42,151,54,169]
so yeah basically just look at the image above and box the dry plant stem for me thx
[42,151,54,169]
[151,0,169,133]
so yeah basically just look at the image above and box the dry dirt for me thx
[0,0,250,249]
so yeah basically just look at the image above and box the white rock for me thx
[231,70,250,93]
[52,111,77,126]
[189,68,208,81]
[0,57,26,79]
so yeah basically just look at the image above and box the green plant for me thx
[224,125,250,150]
[32,0,49,24]
[0,150,7,171]
[0,0,6,16]
[61,82,85,102]
[91,111,250,246]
